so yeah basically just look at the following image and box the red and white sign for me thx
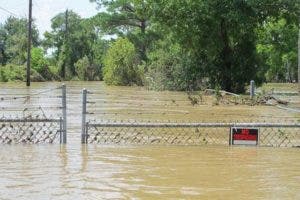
[230,128,259,145]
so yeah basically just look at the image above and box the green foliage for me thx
[43,11,103,80]
[256,18,298,82]
[1,1,299,90]
[31,47,49,73]
[0,65,44,82]
[90,38,109,80]
[0,67,7,82]
[0,65,25,81]
[75,56,89,80]
[0,17,39,65]
[103,38,142,85]
[150,0,299,92]
[214,84,222,105]
[144,41,190,91]
[91,0,157,61]
[48,65,60,79]
[75,55,102,81]
[30,47,61,81]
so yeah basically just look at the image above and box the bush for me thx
[144,43,196,91]
[31,47,49,73]
[30,47,61,81]
[103,38,142,85]
[74,56,102,81]
[75,56,89,80]
[0,64,44,82]
[48,65,61,79]
[0,65,26,81]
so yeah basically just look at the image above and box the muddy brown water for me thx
[0,81,299,199]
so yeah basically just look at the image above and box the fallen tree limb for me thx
[276,105,300,113]
[205,89,240,97]
[269,96,289,105]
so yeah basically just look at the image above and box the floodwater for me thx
[0,81,299,199]
[1,145,300,199]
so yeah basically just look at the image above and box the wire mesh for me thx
[0,85,66,144]
[86,125,228,145]
[260,127,300,147]
[0,117,61,144]
[85,122,300,147]
[82,88,300,147]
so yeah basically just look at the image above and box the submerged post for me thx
[81,89,87,144]
[59,117,63,144]
[62,84,67,144]
[250,80,255,99]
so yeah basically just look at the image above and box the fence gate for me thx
[81,89,300,147]
[0,84,67,144]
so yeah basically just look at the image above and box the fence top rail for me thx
[0,118,61,123]
[88,122,300,128]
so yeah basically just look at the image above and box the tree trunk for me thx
[285,59,291,83]
[0,48,5,66]
[220,18,232,92]
[140,20,147,62]
[298,24,300,92]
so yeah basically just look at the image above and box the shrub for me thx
[144,43,193,91]
[0,64,44,82]
[48,65,61,79]
[75,56,90,80]
[74,56,102,81]
[103,38,142,85]
[31,47,49,73]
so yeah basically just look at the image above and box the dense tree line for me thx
[0,0,299,93]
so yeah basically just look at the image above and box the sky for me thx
[0,0,99,35]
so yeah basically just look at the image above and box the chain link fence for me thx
[0,117,62,144]
[0,85,67,144]
[83,122,300,147]
[81,89,300,147]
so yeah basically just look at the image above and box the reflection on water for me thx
[0,81,299,199]
[0,145,300,199]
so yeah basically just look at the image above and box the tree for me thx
[0,27,7,65]
[90,0,157,61]
[43,11,100,79]
[150,0,300,92]
[257,18,298,82]
[103,38,142,85]
[0,17,39,65]
[298,22,300,91]
[144,39,196,91]
[44,11,80,78]
[43,11,89,79]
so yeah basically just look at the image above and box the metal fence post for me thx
[85,122,89,144]
[229,126,232,146]
[59,117,63,144]
[250,80,255,99]
[82,89,87,144]
[62,84,67,144]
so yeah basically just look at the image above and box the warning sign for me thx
[230,128,259,145]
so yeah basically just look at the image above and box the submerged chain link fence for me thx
[83,122,300,147]
[85,123,229,145]
[0,118,62,144]
[0,85,67,144]
[82,89,300,147]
